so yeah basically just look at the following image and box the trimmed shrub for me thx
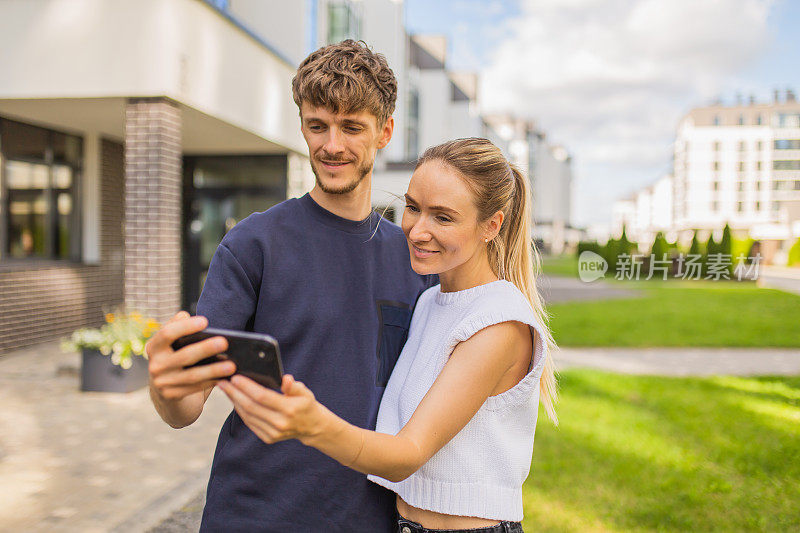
[789,237,800,266]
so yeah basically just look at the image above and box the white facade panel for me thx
[0,0,306,153]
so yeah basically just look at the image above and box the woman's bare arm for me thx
[218,320,532,482]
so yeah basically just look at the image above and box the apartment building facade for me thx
[613,91,800,263]
[673,92,800,258]
[0,0,316,354]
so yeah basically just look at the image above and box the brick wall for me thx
[123,98,183,323]
[0,139,125,355]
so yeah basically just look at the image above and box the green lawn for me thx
[523,369,800,532]
[547,280,800,347]
[540,254,580,278]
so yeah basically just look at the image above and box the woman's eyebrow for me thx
[404,194,459,216]
[430,205,460,216]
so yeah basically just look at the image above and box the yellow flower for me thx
[146,319,160,330]
[105,313,115,323]
[130,312,143,323]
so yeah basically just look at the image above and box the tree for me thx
[650,232,669,260]
[706,232,718,257]
[720,223,733,256]
[719,223,734,275]
[689,230,702,256]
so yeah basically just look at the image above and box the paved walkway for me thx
[0,341,231,533]
[537,274,640,304]
[555,346,800,376]
[758,265,800,296]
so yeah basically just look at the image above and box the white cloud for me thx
[480,0,773,226]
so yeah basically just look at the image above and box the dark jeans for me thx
[396,516,524,533]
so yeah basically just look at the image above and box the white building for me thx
[673,91,800,261]
[367,32,485,222]
[482,116,576,254]
[611,91,800,263]
[611,174,673,247]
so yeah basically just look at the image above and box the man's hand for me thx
[146,311,234,402]
[217,374,330,446]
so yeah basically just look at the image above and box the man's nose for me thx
[322,128,345,155]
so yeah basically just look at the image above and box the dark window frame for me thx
[0,116,83,266]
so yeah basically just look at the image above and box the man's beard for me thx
[311,156,373,195]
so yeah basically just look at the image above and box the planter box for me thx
[81,348,149,393]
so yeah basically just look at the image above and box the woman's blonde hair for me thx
[416,138,559,425]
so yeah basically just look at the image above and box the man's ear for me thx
[377,116,394,149]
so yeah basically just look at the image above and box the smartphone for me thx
[171,327,284,389]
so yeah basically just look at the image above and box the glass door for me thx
[182,155,287,313]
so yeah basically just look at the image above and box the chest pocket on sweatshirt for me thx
[375,300,412,387]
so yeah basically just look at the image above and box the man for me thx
[146,40,433,532]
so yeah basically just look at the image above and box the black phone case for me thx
[171,327,284,389]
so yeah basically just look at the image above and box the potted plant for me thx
[61,309,160,392]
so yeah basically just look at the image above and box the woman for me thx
[218,138,558,532]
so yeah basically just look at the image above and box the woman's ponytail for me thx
[503,166,559,426]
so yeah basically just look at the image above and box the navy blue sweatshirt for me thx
[197,193,434,532]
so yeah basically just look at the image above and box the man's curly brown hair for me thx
[292,40,397,126]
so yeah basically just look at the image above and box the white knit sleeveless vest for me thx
[368,280,547,521]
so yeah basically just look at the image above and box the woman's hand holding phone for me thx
[217,374,334,446]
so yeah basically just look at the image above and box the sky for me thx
[405,0,800,230]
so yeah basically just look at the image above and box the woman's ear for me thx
[485,210,504,241]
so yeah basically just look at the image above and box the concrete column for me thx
[123,98,182,323]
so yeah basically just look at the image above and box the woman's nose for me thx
[408,218,432,242]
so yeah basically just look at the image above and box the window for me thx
[757,161,762,171]
[327,1,362,43]
[774,139,800,150]
[737,182,745,191]
[756,181,762,191]
[711,200,718,212]
[712,181,719,191]
[713,141,720,151]
[757,140,763,150]
[713,161,720,171]
[777,113,800,128]
[737,201,744,212]
[713,115,720,126]
[0,117,82,262]
[738,141,746,151]
[756,201,761,210]
[738,161,746,171]
[738,115,744,126]
[773,160,800,170]
[795,180,800,191]
[756,114,763,126]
